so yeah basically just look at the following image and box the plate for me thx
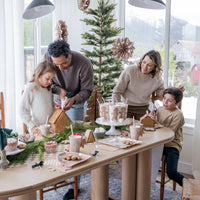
[98,136,142,149]
[57,152,92,167]
[143,123,163,131]
[155,123,163,129]
[96,118,131,126]
[6,141,26,156]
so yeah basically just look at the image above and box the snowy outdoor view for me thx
[125,0,200,125]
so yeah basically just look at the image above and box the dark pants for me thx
[127,105,149,120]
[163,147,184,186]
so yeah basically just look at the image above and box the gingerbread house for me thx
[49,109,71,133]
[140,114,157,127]
[84,129,95,143]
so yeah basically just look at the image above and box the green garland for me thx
[6,121,127,165]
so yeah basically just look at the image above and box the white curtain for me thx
[0,0,25,132]
[53,0,125,52]
[192,88,200,179]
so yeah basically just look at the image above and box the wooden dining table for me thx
[0,127,174,200]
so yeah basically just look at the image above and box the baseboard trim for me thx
[178,161,192,175]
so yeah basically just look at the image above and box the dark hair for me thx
[163,87,183,103]
[137,50,162,78]
[48,40,71,59]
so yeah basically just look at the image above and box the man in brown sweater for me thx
[47,40,93,200]
[48,40,93,121]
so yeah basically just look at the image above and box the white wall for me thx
[178,125,194,175]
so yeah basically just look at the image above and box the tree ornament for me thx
[77,0,90,11]
[56,20,68,42]
[112,37,135,61]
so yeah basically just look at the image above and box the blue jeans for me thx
[66,102,87,122]
[66,102,87,189]
[163,147,184,186]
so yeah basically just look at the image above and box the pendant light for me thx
[128,0,166,10]
[23,0,55,19]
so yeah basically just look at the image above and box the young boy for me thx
[151,87,185,186]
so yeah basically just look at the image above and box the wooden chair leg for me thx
[74,176,78,200]
[173,181,176,191]
[38,176,78,200]
[39,189,43,200]
[53,184,57,190]
[156,154,177,200]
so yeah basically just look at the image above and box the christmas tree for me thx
[81,0,123,99]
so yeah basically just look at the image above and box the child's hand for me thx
[31,126,39,135]
[149,110,156,120]
[60,88,67,100]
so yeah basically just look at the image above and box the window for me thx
[125,0,199,125]
[125,0,165,63]
[24,0,53,82]
[170,0,200,125]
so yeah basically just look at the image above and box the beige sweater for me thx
[112,66,164,106]
[157,107,185,152]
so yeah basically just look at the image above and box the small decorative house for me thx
[49,109,71,133]
[84,129,95,143]
[140,114,157,127]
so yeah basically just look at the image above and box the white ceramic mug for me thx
[38,124,51,136]
[69,135,82,152]
[130,125,141,140]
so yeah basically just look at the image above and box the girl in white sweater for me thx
[19,60,56,135]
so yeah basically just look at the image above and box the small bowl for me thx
[93,132,105,139]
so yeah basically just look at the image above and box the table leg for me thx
[12,191,37,200]
[136,149,152,200]
[121,154,137,200]
[91,165,109,200]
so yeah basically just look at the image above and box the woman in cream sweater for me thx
[112,50,164,120]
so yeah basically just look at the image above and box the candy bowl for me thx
[93,127,106,139]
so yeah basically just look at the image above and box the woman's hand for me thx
[178,85,185,92]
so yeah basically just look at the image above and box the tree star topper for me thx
[112,37,135,61]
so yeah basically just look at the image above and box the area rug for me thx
[41,170,182,200]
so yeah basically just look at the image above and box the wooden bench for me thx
[182,178,200,200]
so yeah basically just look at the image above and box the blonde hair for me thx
[30,60,56,90]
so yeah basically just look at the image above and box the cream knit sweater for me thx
[19,83,55,129]
[112,66,165,106]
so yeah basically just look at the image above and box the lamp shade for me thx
[23,0,55,19]
[128,0,166,10]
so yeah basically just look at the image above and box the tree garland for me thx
[7,122,127,165]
